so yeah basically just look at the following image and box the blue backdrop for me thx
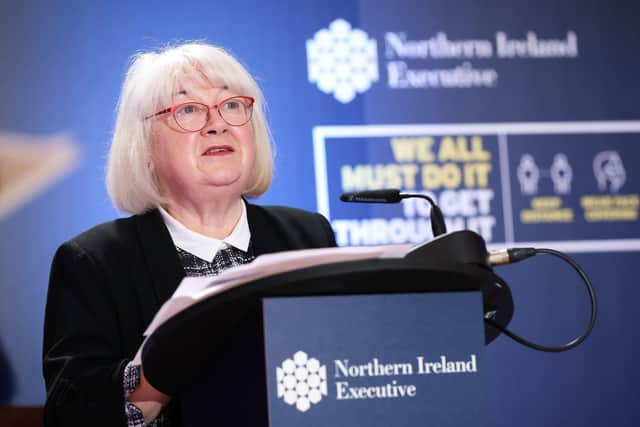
[1,1,638,426]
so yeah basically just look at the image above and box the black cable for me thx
[486,248,597,352]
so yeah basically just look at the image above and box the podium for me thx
[141,231,513,426]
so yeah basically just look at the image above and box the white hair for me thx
[106,42,273,214]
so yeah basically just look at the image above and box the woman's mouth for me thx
[202,145,234,156]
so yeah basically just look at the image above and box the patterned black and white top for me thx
[176,246,255,277]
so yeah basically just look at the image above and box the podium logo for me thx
[306,18,379,104]
[276,351,328,412]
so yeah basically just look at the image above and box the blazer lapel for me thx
[246,202,291,256]
[135,209,185,305]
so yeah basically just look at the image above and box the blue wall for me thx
[1,1,638,426]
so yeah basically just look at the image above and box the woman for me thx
[42,42,336,426]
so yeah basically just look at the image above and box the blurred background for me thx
[1,0,638,425]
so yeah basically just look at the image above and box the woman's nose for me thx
[202,109,228,135]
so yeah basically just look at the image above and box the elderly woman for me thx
[42,43,336,426]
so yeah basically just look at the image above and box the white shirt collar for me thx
[157,201,251,262]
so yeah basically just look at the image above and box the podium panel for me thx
[263,292,490,427]
[143,257,513,426]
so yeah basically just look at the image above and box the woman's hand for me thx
[127,366,172,424]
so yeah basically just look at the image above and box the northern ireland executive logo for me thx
[276,351,327,412]
[306,19,379,104]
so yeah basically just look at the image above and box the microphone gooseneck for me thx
[339,189,447,237]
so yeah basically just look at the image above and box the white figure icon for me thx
[517,154,540,195]
[550,153,573,194]
[593,151,626,193]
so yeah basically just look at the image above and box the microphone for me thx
[340,189,447,237]
[340,189,402,203]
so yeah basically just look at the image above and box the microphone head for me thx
[340,189,402,203]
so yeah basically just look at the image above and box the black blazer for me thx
[42,203,336,426]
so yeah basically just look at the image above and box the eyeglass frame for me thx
[145,95,256,132]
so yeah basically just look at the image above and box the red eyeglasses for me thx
[146,96,255,131]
